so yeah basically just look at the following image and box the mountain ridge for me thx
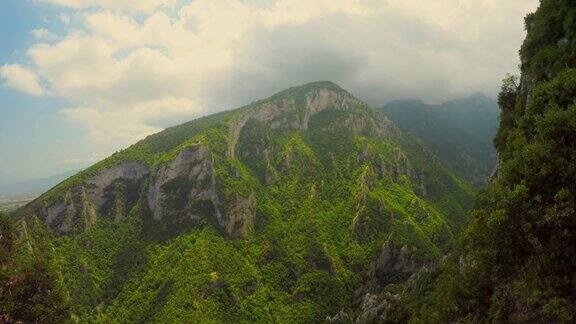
[380,94,499,186]
[20,81,404,237]
[5,81,474,322]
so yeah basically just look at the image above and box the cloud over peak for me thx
[4,0,538,149]
[0,64,46,97]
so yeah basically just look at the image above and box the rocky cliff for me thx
[8,81,473,322]
[23,82,406,239]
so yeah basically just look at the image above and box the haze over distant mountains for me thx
[380,93,499,187]
[0,170,79,200]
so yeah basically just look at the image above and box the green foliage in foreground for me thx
[0,213,70,322]
[406,1,576,322]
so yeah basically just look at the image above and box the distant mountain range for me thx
[379,93,499,187]
[0,170,79,200]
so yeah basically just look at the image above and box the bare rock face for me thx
[146,145,255,237]
[489,153,501,183]
[228,88,369,158]
[228,99,296,157]
[355,293,384,323]
[43,187,98,235]
[147,145,219,224]
[40,162,148,235]
[37,144,256,237]
[326,310,351,323]
[369,236,424,279]
[354,292,402,324]
[86,162,149,208]
[218,192,255,238]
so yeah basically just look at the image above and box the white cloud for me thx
[31,28,56,40]
[262,0,374,27]
[60,96,203,143]
[60,13,71,25]
[0,64,46,96]
[6,0,539,149]
[41,0,177,13]
[29,33,120,99]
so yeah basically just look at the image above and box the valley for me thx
[0,198,33,213]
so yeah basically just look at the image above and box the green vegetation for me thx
[380,94,499,187]
[3,82,474,322]
[5,2,576,322]
[400,1,576,322]
[0,213,71,322]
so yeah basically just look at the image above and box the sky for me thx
[0,0,539,183]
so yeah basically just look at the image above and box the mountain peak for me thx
[236,80,365,125]
[227,81,370,157]
[288,80,345,92]
[264,81,349,102]
[12,77,474,322]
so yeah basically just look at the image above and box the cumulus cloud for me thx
[0,64,46,96]
[60,13,71,25]
[60,96,203,143]
[31,28,56,40]
[40,0,177,13]
[8,0,539,149]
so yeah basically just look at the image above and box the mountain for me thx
[349,1,576,322]
[0,170,79,200]
[380,94,499,187]
[1,81,474,322]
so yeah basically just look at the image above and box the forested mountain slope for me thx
[380,95,499,187]
[0,82,473,322]
[348,1,576,322]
